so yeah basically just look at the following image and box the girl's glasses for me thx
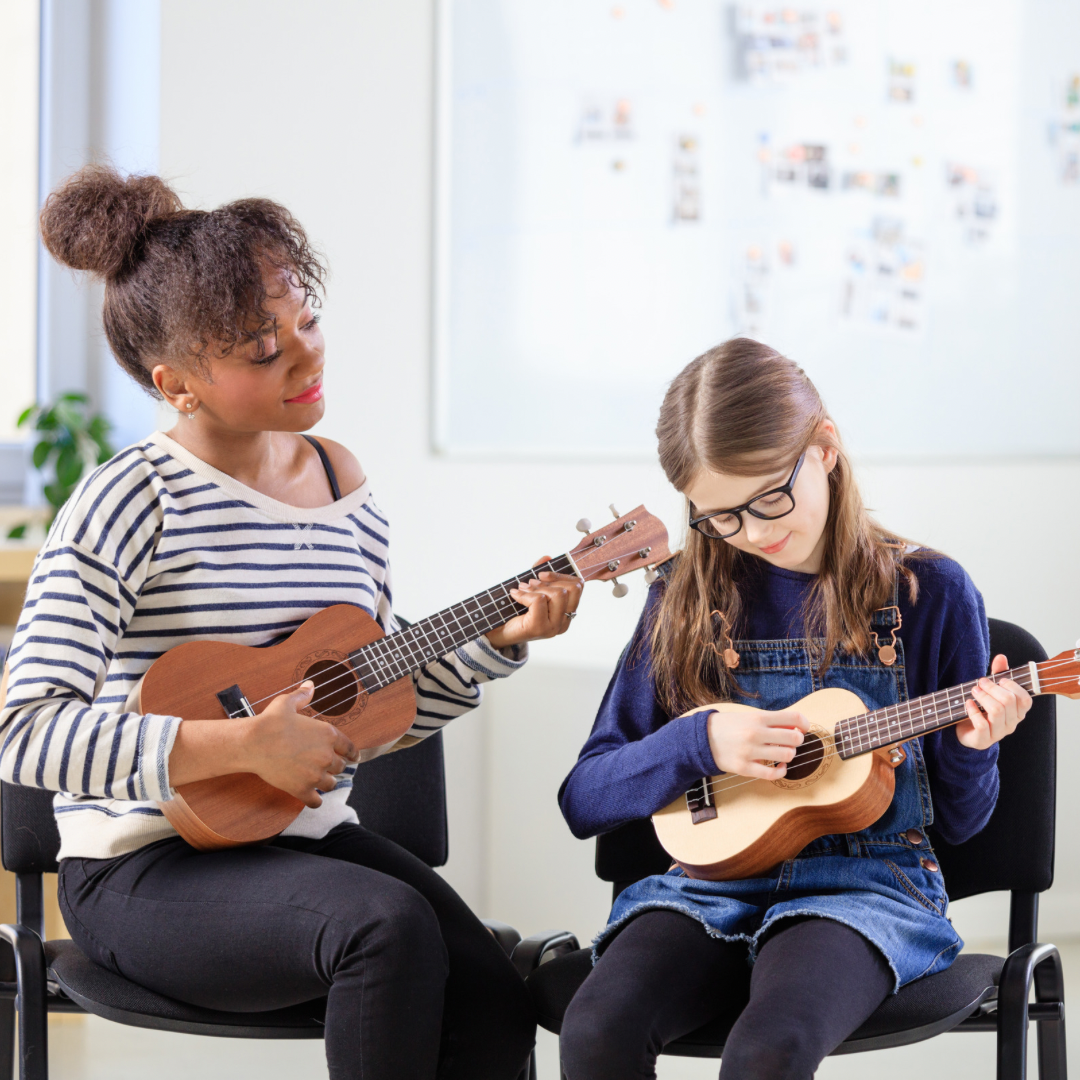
[688,453,806,540]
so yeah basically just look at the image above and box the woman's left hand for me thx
[954,654,1033,750]
[485,556,583,648]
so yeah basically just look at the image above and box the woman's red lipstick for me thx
[285,382,323,405]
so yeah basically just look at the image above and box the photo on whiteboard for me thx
[576,96,636,143]
[763,141,832,192]
[731,239,798,338]
[1046,74,1080,184]
[730,5,847,84]
[841,169,901,198]
[841,217,925,333]
[887,59,917,103]
[945,163,998,244]
[951,59,973,89]
[672,134,702,222]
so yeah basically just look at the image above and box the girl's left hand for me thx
[954,654,1033,750]
[485,556,583,648]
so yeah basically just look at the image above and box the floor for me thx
[44,935,1074,1079]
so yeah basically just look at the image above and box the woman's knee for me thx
[334,877,448,981]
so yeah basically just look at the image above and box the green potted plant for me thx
[7,392,115,539]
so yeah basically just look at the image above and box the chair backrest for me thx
[929,618,1054,899]
[1,731,448,874]
[595,618,1056,902]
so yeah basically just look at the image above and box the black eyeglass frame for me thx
[688,452,807,540]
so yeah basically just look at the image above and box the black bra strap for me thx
[302,435,342,501]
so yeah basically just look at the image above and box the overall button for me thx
[920,857,939,872]
[906,828,924,846]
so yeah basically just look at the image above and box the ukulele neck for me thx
[836,662,1040,759]
[347,554,578,692]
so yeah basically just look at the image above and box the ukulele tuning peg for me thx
[609,504,621,520]
[644,567,658,585]
[576,518,593,535]
[612,580,629,598]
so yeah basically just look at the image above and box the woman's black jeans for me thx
[58,822,535,1080]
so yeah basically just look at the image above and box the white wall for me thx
[0,0,40,441]
[157,0,1080,946]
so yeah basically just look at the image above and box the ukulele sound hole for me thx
[785,731,825,781]
[304,659,359,717]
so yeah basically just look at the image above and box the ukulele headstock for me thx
[568,505,672,587]
[1038,644,1080,699]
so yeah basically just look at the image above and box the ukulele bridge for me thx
[217,684,256,719]
[686,776,718,824]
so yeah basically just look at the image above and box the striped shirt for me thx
[0,432,525,860]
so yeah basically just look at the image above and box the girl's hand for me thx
[243,682,359,808]
[706,707,811,780]
[485,556,583,648]
[954,654,1033,750]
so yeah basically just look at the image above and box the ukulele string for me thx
[695,659,1073,802]
[221,546,640,715]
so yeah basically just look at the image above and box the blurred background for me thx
[1,1,1078,1076]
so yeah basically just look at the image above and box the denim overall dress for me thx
[597,595,963,992]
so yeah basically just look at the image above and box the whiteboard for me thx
[433,0,1080,458]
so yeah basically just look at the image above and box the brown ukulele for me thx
[652,649,1080,880]
[141,506,671,850]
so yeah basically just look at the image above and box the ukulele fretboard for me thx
[347,554,577,692]
[835,663,1037,758]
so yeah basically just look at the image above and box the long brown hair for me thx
[650,338,920,715]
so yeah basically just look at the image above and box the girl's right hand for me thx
[706,707,810,780]
[243,681,359,808]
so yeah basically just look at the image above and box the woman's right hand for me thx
[242,682,359,808]
[706,707,810,780]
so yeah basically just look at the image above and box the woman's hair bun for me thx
[39,165,182,279]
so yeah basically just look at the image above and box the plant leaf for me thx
[32,440,52,469]
[56,446,82,487]
[43,482,67,509]
[16,405,37,428]
[6,523,27,540]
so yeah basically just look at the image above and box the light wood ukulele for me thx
[140,506,671,850]
[652,648,1080,880]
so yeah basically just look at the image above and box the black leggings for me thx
[57,823,534,1080]
[560,910,893,1080]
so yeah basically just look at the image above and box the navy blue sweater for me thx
[559,554,999,847]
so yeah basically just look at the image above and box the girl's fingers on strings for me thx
[743,759,789,780]
[770,709,811,733]
[759,725,805,747]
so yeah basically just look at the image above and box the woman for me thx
[557,338,1030,1079]
[0,166,582,1080]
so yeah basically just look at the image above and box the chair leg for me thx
[1035,948,1067,1080]
[998,943,1066,1080]
[0,1001,13,1080]
[0,927,47,1080]
[516,1048,536,1080]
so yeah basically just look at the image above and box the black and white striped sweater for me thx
[0,431,524,859]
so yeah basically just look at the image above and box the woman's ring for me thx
[564,611,577,620]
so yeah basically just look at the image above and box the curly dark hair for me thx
[39,165,327,395]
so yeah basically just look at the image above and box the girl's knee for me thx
[560,992,657,1080]
[720,1023,819,1080]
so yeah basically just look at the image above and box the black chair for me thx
[0,726,558,1079]
[527,618,1068,1079]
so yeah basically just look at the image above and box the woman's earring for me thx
[185,402,197,421]
[708,610,740,670]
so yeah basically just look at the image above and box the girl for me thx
[0,166,583,1080]
[557,338,1031,1080]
